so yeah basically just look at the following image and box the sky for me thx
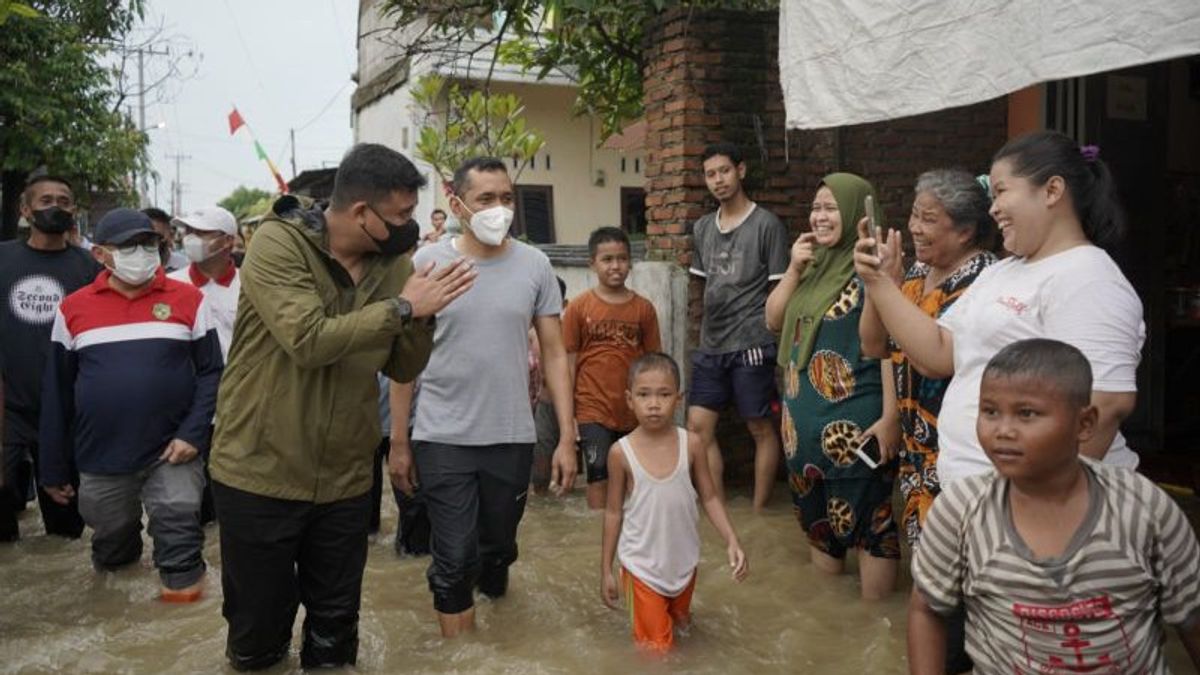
[136,0,358,213]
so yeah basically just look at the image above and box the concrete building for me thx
[351,1,647,245]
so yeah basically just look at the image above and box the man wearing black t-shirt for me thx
[0,176,100,541]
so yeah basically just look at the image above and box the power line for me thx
[220,0,267,92]
[294,80,352,133]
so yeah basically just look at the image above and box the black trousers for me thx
[369,437,431,555]
[413,441,532,614]
[0,442,84,542]
[212,481,369,671]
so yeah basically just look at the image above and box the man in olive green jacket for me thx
[209,144,474,671]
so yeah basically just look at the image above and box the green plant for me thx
[410,73,545,187]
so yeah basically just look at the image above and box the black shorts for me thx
[687,344,778,419]
[578,423,625,484]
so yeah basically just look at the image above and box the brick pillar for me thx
[641,7,1008,487]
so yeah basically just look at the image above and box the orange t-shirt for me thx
[563,289,662,431]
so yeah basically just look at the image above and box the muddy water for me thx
[0,489,1193,673]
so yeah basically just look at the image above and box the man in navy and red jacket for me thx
[39,207,222,602]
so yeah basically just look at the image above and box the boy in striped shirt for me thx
[909,338,1200,674]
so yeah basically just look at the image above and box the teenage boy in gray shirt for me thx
[388,157,577,639]
[687,142,790,512]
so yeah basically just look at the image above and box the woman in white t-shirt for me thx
[853,130,1145,487]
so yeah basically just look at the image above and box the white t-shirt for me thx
[169,262,240,363]
[936,245,1145,485]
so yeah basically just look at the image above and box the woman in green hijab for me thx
[764,173,900,600]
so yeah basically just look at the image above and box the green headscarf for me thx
[776,172,883,370]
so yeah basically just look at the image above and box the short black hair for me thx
[556,276,567,305]
[628,352,681,391]
[452,156,508,197]
[587,226,630,258]
[431,208,447,217]
[142,207,171,224]
[701,142,743,167]
[330,143,427,210]
[22,175,73,205]
[982,338,1092,409]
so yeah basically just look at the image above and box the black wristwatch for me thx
[392,297,414,325]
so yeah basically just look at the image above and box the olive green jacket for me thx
[209,195,432,503]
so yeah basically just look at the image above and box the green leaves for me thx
[0,0,150,212]
[0,1,39,25]
[218,186,274,221]
[382,1,778,144]
[410,74,546,185]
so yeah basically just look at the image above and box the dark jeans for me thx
[413,441,532,614]
[369,437,430,556]
[0,442,84,541]
[212,481,370,671]
[200,426,216,526]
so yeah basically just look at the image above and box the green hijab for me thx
[777,172,883,370]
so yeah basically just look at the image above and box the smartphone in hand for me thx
[864,195,882,258]
[853,435,883,469]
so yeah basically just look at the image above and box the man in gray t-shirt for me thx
[388,157,577,639]
[686,143,789,512]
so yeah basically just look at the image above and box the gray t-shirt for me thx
[412,237,561,445]
[688,203,790,353]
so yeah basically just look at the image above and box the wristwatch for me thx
[392,297,414,325]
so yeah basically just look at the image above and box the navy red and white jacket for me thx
[38,268,223,486]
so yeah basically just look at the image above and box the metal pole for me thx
[290,128,297,179]
[166,153,191,215]
[138,50,148,206]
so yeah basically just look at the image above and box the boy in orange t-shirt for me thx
[564,227,661,509]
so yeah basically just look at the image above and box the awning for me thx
[779,0,1200,129]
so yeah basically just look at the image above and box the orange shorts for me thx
[622,567,697,652]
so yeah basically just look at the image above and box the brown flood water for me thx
[0,488,1194,674]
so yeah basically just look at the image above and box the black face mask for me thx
[363,206,419,256]
[31,206,74,234]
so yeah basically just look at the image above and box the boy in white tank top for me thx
[600,352,748,652]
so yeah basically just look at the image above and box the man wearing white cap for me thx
[169,205,239,525]
[169,206,240,362]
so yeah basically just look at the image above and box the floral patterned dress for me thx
[781,277,899,560]
[891,251,996,546]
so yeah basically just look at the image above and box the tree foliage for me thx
[218,185,274,222]
[0,0,149,236]
[378,0,776,141]
[410,74,544,187]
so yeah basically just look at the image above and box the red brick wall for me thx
[641,8,1008,486]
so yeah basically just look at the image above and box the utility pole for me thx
[132,46,170,206]
[166,153,191,215]
[290,128,297,179]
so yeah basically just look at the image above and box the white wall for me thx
[554,261,689,394]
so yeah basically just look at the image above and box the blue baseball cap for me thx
[93,208,157,245]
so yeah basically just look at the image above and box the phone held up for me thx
[864,194,882,259]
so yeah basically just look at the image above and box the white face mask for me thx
[459,199,514,247]
[182,233,217,263]
[108,244,160,285]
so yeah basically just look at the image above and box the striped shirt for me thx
[913,460,1200,674]
[39,269,223,486]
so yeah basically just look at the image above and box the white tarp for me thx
[779,0,1200,129]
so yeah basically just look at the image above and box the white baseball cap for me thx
[172,205,238,236]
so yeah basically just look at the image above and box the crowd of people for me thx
[1,131,1198,673]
